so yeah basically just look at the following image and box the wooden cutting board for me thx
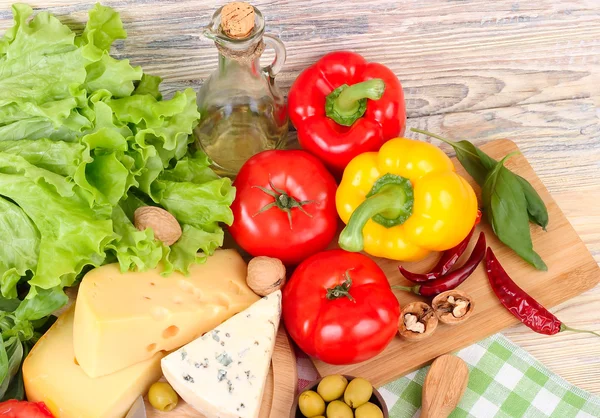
[147,326,297,417]
[313,138,600,386]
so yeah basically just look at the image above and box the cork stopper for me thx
[221,2,255,39]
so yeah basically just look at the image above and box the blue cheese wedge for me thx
[161,291,282,418]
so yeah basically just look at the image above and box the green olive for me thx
[148,381,178,412]
[317,375,349,402]
[344,378,373,408]
[326,400,354,418]
[355,402,384,418]
[298,390,326,417]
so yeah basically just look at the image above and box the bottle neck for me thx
[215,37,265,75]
[217,51,261,74]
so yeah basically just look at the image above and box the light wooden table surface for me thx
[1,0,599,394]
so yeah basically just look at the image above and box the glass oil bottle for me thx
[195,2,288,177]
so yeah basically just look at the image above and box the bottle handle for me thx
[262,33,286,77]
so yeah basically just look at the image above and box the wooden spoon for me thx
[421,355,469,418]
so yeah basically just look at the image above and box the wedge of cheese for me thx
[162,291,282,418]
[74,249,260,378]
[23,306,163,418]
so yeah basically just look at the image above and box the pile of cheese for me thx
[22,249,282,418]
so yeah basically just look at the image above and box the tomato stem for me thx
[326,270,356,303]
[252,177,314,229]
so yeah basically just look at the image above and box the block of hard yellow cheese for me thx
[23,306,163,418]
[74,249,260,378]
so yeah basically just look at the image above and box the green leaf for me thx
[516,175,549,229]
[84,54,143,98]
[158,177,235,229]
[1,363,24,401]
[0,338,22,399]
[482,154,547,270]
[0,338,9,395]
[0,139,87,178]
[134,74,163,100]
[119,192,152,220]
[31,316,57,343]
[107,205,164,272]
[0,4,88,135]
[0,297,20,314]
[163,225,224,275]
[80,3,127,51]
[15,287,68,322]
[0,198,39,299]
[160,151,219,184]
[448,139,490,185]
[1,343,27,401]
[0,156,113,289]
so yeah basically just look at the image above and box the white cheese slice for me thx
[161,290,282,418]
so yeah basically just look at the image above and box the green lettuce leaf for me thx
[0,198,39,299]
[134,74,163,100]
[0,138,86,177]
[107,204,165,272]
[78,3,127,51]
[164,224,224,275]
[0,154,112,289]
[0,4,86,132]
[15,287,68,322]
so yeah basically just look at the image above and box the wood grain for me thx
[146,326,297,418]
[0,0,598,118]
[0,0,599,394]
[313,138,600,386]
[421,355,469,418]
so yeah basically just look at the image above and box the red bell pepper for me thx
[288,51,406,175]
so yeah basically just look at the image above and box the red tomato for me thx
[0,400,53,417]
[283,249,400,365]
[229,150,338,265]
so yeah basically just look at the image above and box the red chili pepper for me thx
[394,232,486,297]
[486,247,600,337]
[400,210,482,283]
[288,51,406,175]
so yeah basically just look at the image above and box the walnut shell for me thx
[432,289,475,325]
[398,301,438,341]
[134,207,182,246]
[247,256,286,296]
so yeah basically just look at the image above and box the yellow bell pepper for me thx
[336,137,478,261]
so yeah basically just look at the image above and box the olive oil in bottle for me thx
[195,2,288,177]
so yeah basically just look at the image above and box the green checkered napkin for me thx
[379,334,600,417]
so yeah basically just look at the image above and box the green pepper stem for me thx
[338,184,410,253]
[335,79,385,115]
[561,324,600,338]
[326,79,385,126]
[391,285,421,295]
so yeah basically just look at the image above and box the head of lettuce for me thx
[0,3,235,399]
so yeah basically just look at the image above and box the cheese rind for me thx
[74,249,260,377]
[162,291,282,418]
[23,307,163,418]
